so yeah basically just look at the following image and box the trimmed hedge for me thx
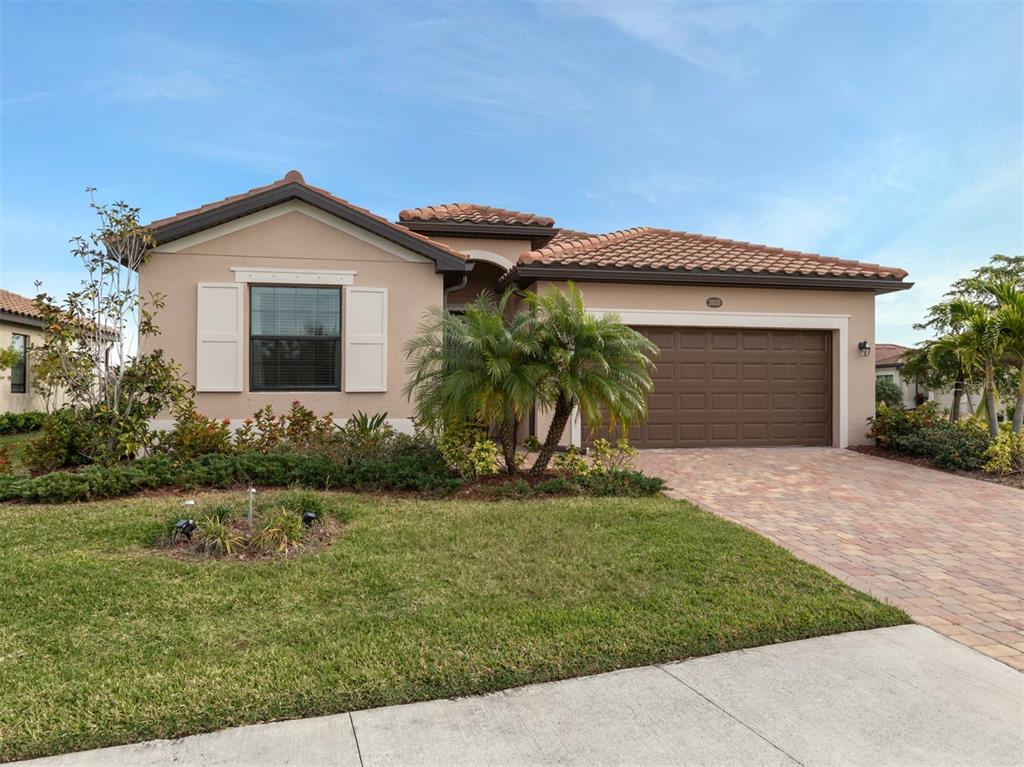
[868,402,991,472]
[0,451,668,505]
[0,450,462,504]
[0,411,45,435]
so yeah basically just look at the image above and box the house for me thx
[0,288,47,412]
[139,170,912,448]
[875,343,924,409]
[875,342,973,415]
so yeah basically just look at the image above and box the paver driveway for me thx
[636,447,1024,670]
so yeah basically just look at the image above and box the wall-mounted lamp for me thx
[858,340,872,357]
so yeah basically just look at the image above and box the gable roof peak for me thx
[146,172,469,273]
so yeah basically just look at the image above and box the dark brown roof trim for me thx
[400,220,559,249]
[0,310,44,329]
[499,265,914,294]
[153,183,470,274]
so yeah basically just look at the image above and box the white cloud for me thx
[95,70,219,103]
[553,2,783,77]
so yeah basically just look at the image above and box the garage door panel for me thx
[710,362,737,380]
[741,363,769,380]
[679,362,707,381]
[710,332,739,350]
[742,393,768,411]
[710,392,738,411]
[587,327,831,448]
[680,392,706,410]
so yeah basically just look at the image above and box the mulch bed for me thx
[155,517,346,561]
[848,445,1024,490]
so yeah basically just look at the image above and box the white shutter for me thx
[196,283,244,392]
[344,286,388,392]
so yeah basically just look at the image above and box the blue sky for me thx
[1,1,1021,345]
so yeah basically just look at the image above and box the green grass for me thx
[0,492,908,761]
[0,431,35,474]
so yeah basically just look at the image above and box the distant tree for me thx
[33,190,191,464]
[913,255,1022,434]
[875,377,903,408]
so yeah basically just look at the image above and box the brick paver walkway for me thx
[636,447,1024,670]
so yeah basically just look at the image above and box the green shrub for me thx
[534,476,570,494]
[24,409,93,474]
[875,378,903,408]
[0,446,460,504]
[203,502,238,523]
[277,489,327,517]
[252,507,306,554]
[489,478,533,499]
[437,425,501,479]
[590,438,639,474]
[0,444,12,476]
[552,446,590,478]
[330,411,395,462]
[192,515,245,556]
[233,402,336,454]
[870,401,990,472]
[984,429,1024,476]
[574,469,665,497]
[867,401,942,447]
[0,411,45,434]
[154,406,235,459]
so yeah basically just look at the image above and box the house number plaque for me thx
[706,297,723,308]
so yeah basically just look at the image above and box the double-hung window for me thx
[250,286,341,391]
[10,334,27,394]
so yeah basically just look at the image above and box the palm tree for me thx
[930,299,1004,437]
[523,283,658,476]
[900,342,972,421]
[973,278,1024,432]
[404,291,542,473]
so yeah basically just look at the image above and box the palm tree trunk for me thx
[529,395,572,477]
[499,418,518,474]
[950,378,964,422]
[984,364,999,438]
[1014,371,1023,433]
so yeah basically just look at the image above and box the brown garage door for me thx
[591,327,832,448]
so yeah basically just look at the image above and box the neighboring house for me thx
[875,343,924,409]
[875,342,974,415]
[139,170,912,449]
[0,288,47,413]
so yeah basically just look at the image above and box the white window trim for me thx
[231,267,356,286]
[582,308,851,449]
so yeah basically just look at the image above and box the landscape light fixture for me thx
[247,486,257,530]
[858,340,872,357]
[174,518,197,541]
[302,511,319,527]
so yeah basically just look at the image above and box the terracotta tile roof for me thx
[547,227,597,246]
[398,203,555,228]
[876,343,912,366]
[150,170,467,263]
[0,288,41,320]
[517,227,909,280]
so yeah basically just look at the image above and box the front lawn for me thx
[0,492,908,761]
[0,430,35,475]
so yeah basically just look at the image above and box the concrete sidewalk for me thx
[18,626,1023,767]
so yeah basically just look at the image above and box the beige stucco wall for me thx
[530,281,878,448]
[424,235,533,264]
[0,320,50,413]
[139,208,445,422]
